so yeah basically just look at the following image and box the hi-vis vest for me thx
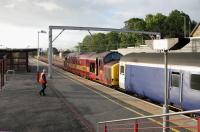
[39,73,45,84]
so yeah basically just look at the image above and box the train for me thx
[39,51,200,111]
[63,52,122,87]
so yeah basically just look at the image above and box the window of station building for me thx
[89,63,95,73]
[190,74,200,91]
[120,66,125,74]
[171,72,180,88]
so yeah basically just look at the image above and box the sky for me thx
[0,0,200,50]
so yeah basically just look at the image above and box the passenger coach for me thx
[119,52,200,111]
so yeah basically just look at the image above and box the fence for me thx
[98,109,200,132]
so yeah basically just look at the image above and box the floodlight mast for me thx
[48,25,161,78]
[145,38,190,132]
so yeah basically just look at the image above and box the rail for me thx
[98,109,200,132]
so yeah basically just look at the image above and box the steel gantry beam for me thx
[48,25,161,78]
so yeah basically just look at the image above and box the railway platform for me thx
[0,58,198,132]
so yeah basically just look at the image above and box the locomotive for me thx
[63,51,122,87]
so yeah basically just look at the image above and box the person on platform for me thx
[39,69,47,96]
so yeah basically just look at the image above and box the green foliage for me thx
[145,13,167,36]
[76,10,197,52]
[125,18,146,30]
[165,10,185,37]
[106,32,120,50]
[46,47,59,54]
[93,33,108,52]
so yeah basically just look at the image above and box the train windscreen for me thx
[104,52,122,64]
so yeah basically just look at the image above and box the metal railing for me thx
[98,109,200,132]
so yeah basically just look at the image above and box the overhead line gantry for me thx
[48,25,161,78]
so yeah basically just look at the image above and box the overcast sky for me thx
[0,0,200,50]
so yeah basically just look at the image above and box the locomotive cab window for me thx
[191,74,200,91]
[120,66,125,75]
[89,63,95,73]
[171,72,180,88]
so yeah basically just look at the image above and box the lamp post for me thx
[37,30,47,72]
[145,38,190,132]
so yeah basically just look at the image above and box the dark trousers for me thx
[40,83,46,96]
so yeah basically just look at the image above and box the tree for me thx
[124,18,146,30]
[92,33,108,52]
[123,18,146,46]
[81,35,93,52]
[47,47,59,55]
[53,47,59,54]
[77,10,197,51]
[106,32,120,50]
[145,13,167,37]
[165,10,195,38]
[63,49,71,55]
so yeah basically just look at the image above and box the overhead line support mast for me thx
[48,25,161,78]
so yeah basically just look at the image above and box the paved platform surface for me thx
[0,60,142,132]
[0,59,196,132]
[0,71,88,132]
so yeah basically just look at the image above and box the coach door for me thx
[119,63,125,89]
[169,71,183,108]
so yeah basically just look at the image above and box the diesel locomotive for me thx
[64,51,122,87]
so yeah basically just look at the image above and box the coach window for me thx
[120,66,125,75]
[89,63,95,73]
[171,72,180,88]
[191,74,200,91]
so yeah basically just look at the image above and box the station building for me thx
[0,48,37,89]
[0,48,37,72]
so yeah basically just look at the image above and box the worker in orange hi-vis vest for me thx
[39,69,47,96]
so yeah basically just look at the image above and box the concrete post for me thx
[48,28,53,78]
[163,50,169,132]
